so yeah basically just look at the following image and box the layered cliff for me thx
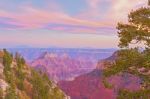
[31,52,96,81]
[58,51,142,99]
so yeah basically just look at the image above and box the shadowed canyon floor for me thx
[58,53,142,99]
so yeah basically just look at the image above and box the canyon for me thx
[58,53,141,99]
[8,48,115,81]
[7,48,142,99]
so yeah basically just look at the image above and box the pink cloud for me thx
[0,6,111,33]
[78,0,147,26]
[0,0,147,34]
[86,0,100,9]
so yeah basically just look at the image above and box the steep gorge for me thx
[58,52,142,99]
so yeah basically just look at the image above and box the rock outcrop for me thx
[0,50,68,99]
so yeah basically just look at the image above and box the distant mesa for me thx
[31,51,96,81]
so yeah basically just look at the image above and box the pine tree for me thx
[5,87,18,99]
[103,1,150,98]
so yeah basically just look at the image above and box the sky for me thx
[0,0,148,48]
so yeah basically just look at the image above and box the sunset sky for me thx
[0,0,147,48]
